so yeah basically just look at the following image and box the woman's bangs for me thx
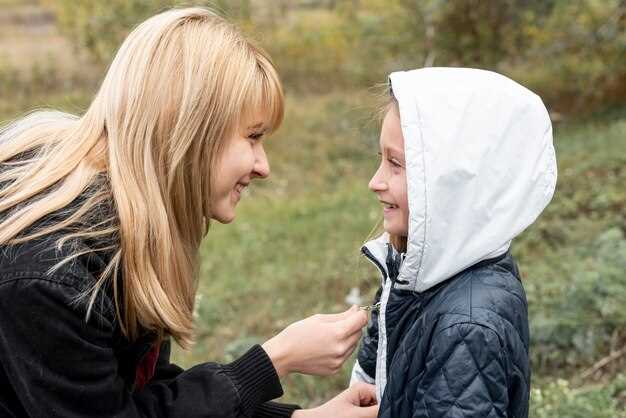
[240,62,284,134]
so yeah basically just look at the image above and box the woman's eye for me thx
[248,132,264,141]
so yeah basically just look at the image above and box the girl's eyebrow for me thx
[383,145,405,158]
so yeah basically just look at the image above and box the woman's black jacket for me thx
[0,229,299,417]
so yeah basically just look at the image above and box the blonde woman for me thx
[0,8,378,418]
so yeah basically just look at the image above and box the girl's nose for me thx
[253,144,270,179]
[369,165,387,192]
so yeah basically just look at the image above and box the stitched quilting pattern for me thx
[374,254,530,418]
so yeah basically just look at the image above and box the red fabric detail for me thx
[134,344,161,391]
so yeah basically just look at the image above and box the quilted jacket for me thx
[350,68,558,417]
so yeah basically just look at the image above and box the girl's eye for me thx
[377,152,403,168]
[389,158,402,168]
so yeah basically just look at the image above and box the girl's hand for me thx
[262,305,368,377]
[292,382,379,418]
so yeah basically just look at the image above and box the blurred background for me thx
[1,0,624,416]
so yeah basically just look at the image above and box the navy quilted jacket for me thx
[353,243,530,417]
[350,68,557,417]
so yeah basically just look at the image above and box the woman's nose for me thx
[253,144,270,179]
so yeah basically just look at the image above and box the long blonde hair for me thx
[0,7,284,348]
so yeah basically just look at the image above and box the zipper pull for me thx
[360,301,381,312]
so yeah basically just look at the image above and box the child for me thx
[351,68,557,418]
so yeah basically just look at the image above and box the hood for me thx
[383,67,557,293]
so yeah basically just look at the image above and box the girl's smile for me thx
[381,200,399,214]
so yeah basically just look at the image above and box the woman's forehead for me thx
[239,119,268,135]
[239,106,271,130]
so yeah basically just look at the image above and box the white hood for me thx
[388,67,557,292]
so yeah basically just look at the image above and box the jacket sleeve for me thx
[253,401,301,417]
[0,276,292,418]
[412,322,509,418]
[350,285,382,385]
[153,340,300,417]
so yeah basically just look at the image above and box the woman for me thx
[0,7,378,418]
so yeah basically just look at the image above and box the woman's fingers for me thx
[267,306,370,377]
[330,309,367,366]
[341,330,362,358]
[337,309,368,337]
[317,305,359,322]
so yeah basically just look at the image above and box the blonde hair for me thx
[0,7,284,348]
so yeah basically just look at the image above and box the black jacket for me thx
[353,245,530,418]
[0,229,299,417]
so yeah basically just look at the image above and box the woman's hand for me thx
[292,382,379,418]
[262,305,368,377]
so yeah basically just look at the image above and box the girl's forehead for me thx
[380,109,404,152]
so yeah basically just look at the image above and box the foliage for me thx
[42,0,625,113]
[263,10,356,91]
[530,375,626,418]
[504,0,626,113]
[527,228,626,371]
[515,114,626,377]
[0,58,92,122]
[41,0,252,64]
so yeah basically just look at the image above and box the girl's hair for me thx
[0,7,284,348]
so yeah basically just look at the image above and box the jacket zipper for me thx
[361,246,388,282]
[361,244,391,402]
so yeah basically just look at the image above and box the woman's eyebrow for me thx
[247,122,266,131]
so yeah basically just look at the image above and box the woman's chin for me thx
[209,204,236,224]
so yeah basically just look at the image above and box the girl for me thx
[0,7,378,418]
[351,68,557,417]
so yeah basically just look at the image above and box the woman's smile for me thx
[210,122,270,223]
[233,182,248,202]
